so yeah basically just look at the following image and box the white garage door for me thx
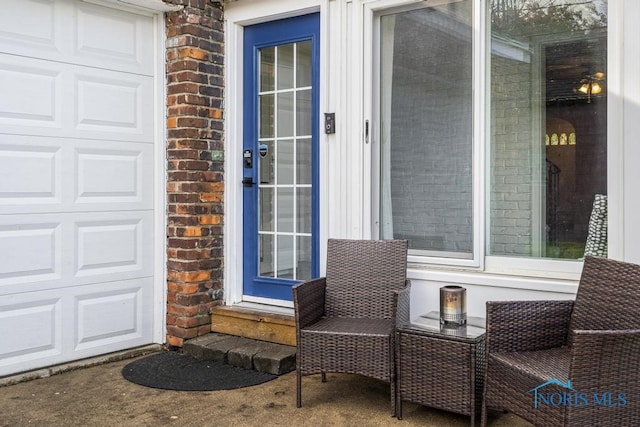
[0,0,160,376]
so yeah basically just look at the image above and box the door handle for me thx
[242,177,255,187]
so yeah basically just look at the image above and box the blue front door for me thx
[242,13,320,301]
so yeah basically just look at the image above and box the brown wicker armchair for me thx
[481,256,640,426]
[293,239,410,416]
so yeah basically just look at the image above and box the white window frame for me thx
[485,0,621,279]
[365,0,484,270]
[365,0,621,280]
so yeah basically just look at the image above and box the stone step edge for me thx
[183,333,296,376]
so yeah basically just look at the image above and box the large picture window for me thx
[377,0,607,265]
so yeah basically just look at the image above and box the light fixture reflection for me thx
[576,73,604,103]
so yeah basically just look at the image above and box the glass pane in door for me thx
[257,42,313,281]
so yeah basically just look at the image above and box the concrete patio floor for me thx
[0,352,532,427]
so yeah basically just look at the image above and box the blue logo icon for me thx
[529,379,627,409]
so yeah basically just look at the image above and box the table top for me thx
[399,311,486,343]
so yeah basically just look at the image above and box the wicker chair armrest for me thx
[573,328,640,337]
[394,279,411,326]
[486,299,574,353]
[570,329,640,392]
[292,277,326,330]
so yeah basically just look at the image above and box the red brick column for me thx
[164,0,224,347]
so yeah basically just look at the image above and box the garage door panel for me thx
[0,223,63,285]
[73,142,153,209]
[76,218,145,276]
[0,0,61,56]
[75,284,145,351]
[0,53,154,142]
[0,297,63,375]
[0,143,62,204]
[76,1,154,73]
[0,277,153,376]
[0,136,153,214]
[70,67,153,141]
[0,215,67,291]
[0,0,153,75]
[71,211,154,283]
[0,211,153,294]
[0,60,62,128]
[69,278,154,358]
[75,73,150,137]
[76,145,149,204]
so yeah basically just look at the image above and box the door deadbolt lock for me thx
[243,149,253,168]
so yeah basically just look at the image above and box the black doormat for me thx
[122,351,277,391]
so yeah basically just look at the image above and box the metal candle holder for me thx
[439,285,467,326]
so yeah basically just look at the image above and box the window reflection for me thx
[490,0,607,259]
[379,1,474,258]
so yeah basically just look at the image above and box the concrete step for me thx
[183,333,296,376]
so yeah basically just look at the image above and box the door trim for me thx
[152,11,167,343]
[224,4,325,308]
[242,13,321,301]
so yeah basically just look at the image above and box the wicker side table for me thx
[396,312,485,426]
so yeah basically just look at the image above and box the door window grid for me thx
[258,42,312,281]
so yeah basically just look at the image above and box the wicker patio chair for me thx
[293,239,410,416]
[481,256,640,427]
